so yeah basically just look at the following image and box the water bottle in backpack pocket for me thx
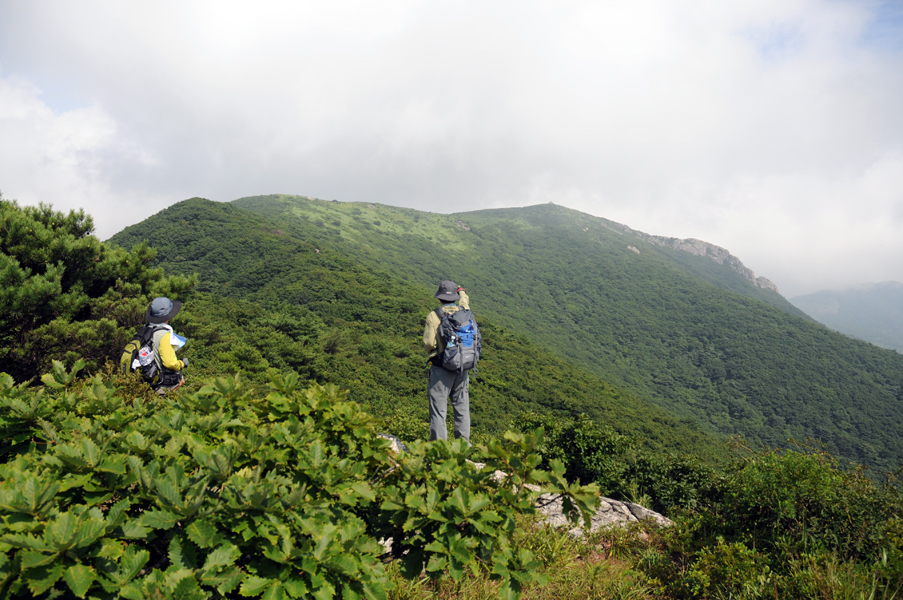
[136,343,160,384]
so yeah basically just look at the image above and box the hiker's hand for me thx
[456,287,465,293]
[181,358,189,368]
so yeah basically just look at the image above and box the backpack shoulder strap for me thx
[137,324,164,344]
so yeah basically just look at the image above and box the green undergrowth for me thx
[0,362,598,599]
[3,362,901,598]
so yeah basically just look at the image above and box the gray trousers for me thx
[428,365,470,441]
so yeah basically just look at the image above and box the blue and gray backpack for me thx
[437,308,482,373]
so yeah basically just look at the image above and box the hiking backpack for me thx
[119,325,164,385]
[437,308,482,372]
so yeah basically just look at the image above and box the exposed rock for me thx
[627,246,640,254]
[535,493,671,536]
[455,220,471,231]
[474,460,672,534]
[377,433,408,454]
[607,222,779,293]
[756,276,778,292]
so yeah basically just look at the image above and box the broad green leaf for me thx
[26,562,64,596]
[124,431,148,451]
[215,568,244,595]
[323,554,358,576]
[156,479,183,508]
[41,372,66,389]
[104,498,132,533]
[141,509,181,530]
[308,440,325,468]
[119,519,151,539]
[449,539,475,565]
[311,580,336,600]
[261,580,285,600]
[20,550,59,569]
[120,547,150,583]
[448,558,465,582]
[98,454,128,475]
[81,439,102,468]
[201,542,240,573]
[425,554,447,573]
[171,573,205,600]
[350,481,375,502]
[498,578,519,600]
[45,512,77,548]
[95,539,125,560]
[283,576,308,598]
[185,520,219,548]
[168,534,198,570]
[240,575,273,596]
[310,524,337,561]
[59,473,92,492]
[63,564,96,598]
[74,518,105,548]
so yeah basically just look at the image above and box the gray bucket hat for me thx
[434,280,460,302]
[146,297,182,324]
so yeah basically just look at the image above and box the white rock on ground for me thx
[535,493,672,537]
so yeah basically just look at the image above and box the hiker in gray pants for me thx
[423,280,471,441]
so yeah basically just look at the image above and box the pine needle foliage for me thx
[0,197,194,381]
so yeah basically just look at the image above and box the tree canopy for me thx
[0,197,194,381]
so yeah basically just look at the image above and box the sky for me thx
[1,1,901,298]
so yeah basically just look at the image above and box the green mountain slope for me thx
[791,282,903,352]
[226,195,903,470]
[110,198,721,460]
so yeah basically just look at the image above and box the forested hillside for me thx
[109,198,720,460]
[204,195,903,471]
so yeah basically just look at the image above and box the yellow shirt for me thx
[423,290,470,359]
[153,329,185,371]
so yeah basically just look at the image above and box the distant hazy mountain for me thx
[790,282,903,352]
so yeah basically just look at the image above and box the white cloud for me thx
[0,0,901,294]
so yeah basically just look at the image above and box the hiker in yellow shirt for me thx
[145,297,188,393]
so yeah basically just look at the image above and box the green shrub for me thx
[711,448,902,563]
[516,413,717,513]
[0,364,598,599]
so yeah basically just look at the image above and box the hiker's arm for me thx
[457,288,469,310]
[423,311,440,357]
[158,331,186,371]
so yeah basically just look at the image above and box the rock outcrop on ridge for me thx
[609,221,779,293]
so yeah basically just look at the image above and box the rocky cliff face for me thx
[611,223,779,293]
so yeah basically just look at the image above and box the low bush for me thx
[0,363,598,599]
[516,413,717,513]
[609,447,903,599]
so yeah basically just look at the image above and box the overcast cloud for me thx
[1,0,901,296]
